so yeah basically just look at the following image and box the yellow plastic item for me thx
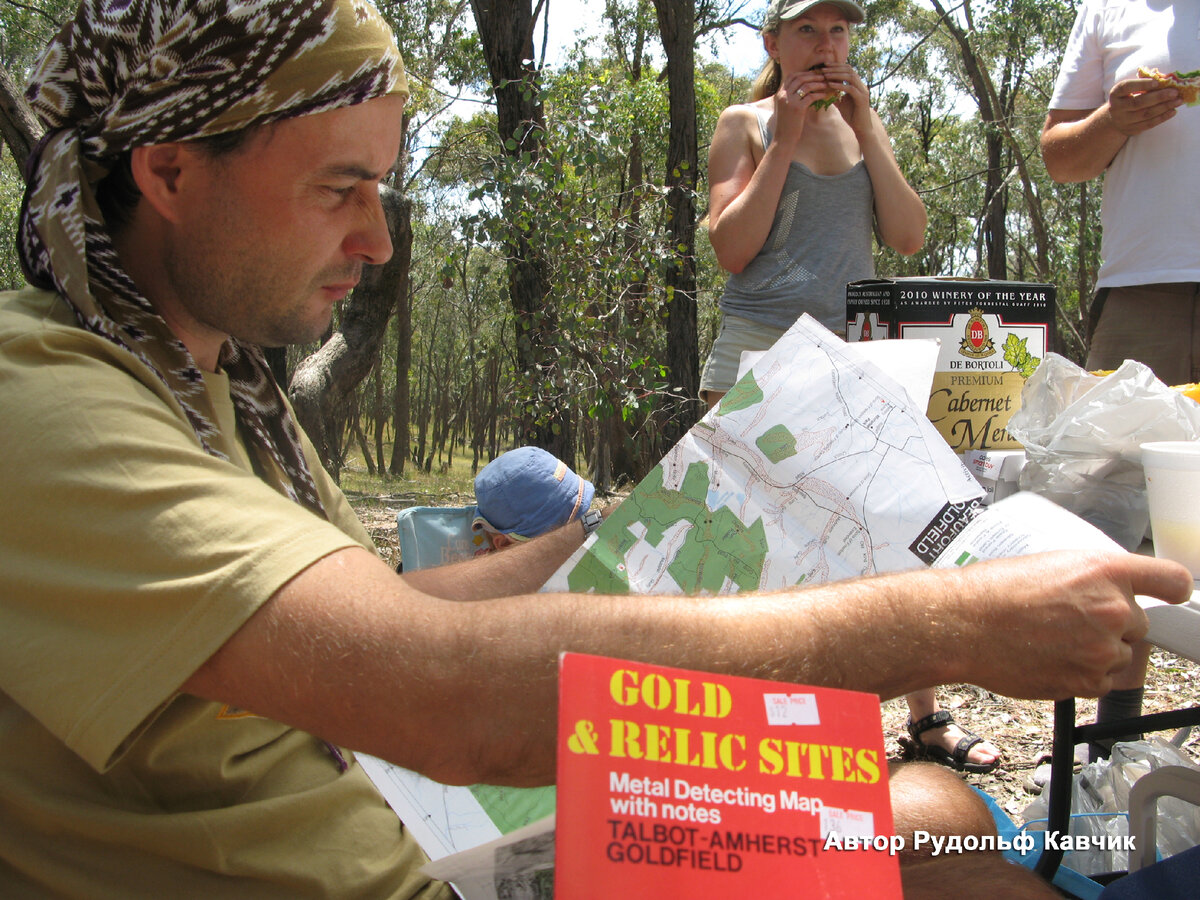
[1087,369,1200,402]
[1174,383,1200,403]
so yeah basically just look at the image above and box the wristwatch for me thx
[580,508,603,535]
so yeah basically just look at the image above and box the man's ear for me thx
[128,143,191,224]
[491,532,516,550]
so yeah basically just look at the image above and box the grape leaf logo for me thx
[1002,333,1040,377]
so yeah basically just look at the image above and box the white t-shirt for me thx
[1049,0,1200,288]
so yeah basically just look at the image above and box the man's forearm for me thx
[1041,107,1127,183]
[185,547,1191,788]
[400,519,586,601]
[1042,78,1182,183]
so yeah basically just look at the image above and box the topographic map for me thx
[368,316,987,873]
[544,315,986,595]
[357,753,555,861]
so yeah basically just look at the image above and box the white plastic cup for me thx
[1142,441,1200,579]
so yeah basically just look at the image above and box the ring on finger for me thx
[795,88,806,99]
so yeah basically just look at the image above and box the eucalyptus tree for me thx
[375,0,488,474]
[0,0,76,289]
[469,0,579,464]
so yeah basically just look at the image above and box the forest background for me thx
[1,0,1102,492]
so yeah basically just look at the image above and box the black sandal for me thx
[906,710,1000,774]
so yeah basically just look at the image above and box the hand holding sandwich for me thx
[1043,69,1186,183]
[772,71,823,147]
[809,62,871,129]
[1104,72,1184,137]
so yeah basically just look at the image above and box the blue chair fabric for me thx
[395,506,484,571]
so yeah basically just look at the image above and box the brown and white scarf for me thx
[18,0,408,516]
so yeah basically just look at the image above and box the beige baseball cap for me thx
[763,0,867,31]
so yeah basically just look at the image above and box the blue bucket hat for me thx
[473,448,595,540]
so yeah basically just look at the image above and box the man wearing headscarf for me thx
[0,2,1191,898]
[1,2,457,895]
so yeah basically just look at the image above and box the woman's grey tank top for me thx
[717,105,875,333]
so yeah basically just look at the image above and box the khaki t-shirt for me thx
[0,287,451,898]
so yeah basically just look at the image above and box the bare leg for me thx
[902,854,1059,899]
[889,761,995,857]
[1109,639,1151,692]
[890,762,1057,898]
[905,689,1000,770]
[701,389,725,411]
[888,768,1056,900]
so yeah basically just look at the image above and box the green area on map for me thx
[717,373,763,414]
[469,784,557,835]
[566,459,767,595]
[755,423,798,463]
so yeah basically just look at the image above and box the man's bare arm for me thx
[1042,77,1181,183]
[400,519,587,601]
[183,547,1191,788]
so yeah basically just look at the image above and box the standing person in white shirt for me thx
[1042,0,1200,755]
[1042,0,1200,384]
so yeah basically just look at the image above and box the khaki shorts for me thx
[1087,283,1200,384]
[699,314,789,396]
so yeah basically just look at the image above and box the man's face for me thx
[161,93,406,352]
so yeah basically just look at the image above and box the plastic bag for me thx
[1021,736,1200,876]
[1006,354,1200,549]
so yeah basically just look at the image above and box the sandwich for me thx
[1138,66,1200,105]
[809,63,843,111]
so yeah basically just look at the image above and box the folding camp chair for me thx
[395,505,487,571]
[975,788,1108,900]
[1033,700,1200,895]
[1028,569,1200,895]
[1095,765,1200,897]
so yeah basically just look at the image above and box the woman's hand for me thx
[816,63,874,135]
[772,70,826,147]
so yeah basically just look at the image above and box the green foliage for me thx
[0,0,1116,483]
[0,151,24,291]
[1,0,75,72]
[426,48,692,475]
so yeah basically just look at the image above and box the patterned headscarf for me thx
[18,0,407,516]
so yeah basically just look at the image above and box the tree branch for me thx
[0,61,42,177]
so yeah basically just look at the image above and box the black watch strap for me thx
[581,508,603,535]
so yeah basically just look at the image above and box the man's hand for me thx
[1105,75,1182,136]
[946,551,1192,700]
[1042,77,1183,182]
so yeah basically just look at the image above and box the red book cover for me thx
[554,653,901,899]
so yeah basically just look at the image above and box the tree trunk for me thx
[372,354,385,474]
[470,0,573,463]
[983,133,1007,280]
[0,64,41,175]
[263,346,289,387]
[289,187,412,476]
[929,0,1052,282]
[388,110,415,477]
[652,0,702,448]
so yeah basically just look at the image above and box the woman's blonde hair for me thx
[751,56,782,101]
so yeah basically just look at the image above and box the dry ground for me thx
[349,491,1200,825]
